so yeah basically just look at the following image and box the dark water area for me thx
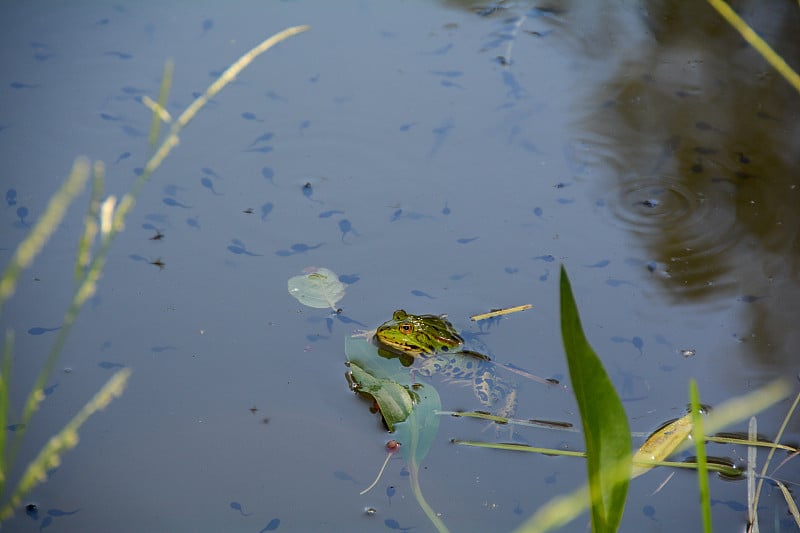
[1,1,799,531]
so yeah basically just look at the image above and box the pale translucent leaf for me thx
[287,267,345,309]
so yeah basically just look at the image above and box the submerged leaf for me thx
[632,413,693,478]
[287,267,345,309]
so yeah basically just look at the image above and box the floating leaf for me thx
[287,267,345,310]
[348,360,416,431]
[344,335,446,532]
[344,336,440,461]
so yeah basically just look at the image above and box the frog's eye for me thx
[400,323,414,333]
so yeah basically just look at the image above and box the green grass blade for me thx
[0,330,12,491]
[74,163,104,284]
[707,0,800,94]
[689,380,712,533]
[148,60,173,147]
[559,265,630,532]
[0,368,130,522]
[747,416,758,531]
[0,158,90,315]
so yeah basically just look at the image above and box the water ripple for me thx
[608,175,743,299]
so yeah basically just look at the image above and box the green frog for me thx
[374,309,518,420]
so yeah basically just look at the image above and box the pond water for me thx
[2,1,799,532]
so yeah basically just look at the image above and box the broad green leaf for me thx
[348,360,416,431]
[345,336,441,461]
[345,336,446,531]
[287,267,345,310]
[394,380,440,464]
[559,265,630,532]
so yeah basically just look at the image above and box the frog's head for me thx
[374,309,463,357]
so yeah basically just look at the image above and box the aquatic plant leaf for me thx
[345,336,446,531]
[631,413,693,478]
[345,336,440,461]
[559,265,630,533]
[348,360,415,432]
[287,267,345,310]
[395,380,440,464]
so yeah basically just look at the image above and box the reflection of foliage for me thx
[568,2,800,366]
[0,26,310,523]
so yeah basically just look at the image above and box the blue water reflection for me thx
[2,1,798,532]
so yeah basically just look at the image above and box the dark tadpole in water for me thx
[200,177,222,195]
[46,508,80,517]
[227,239,261,257]
[149,258,166,270]
[243,208,254,214]
[201,167,220,179]
[399,122,417,131]
[318,209,344,218]
[338,219,358,242]
[241,111,262,122]
[149,230,164,241]
[456,237,478,244]
[150,345,176,353]
[28,326,61,336]
[229,502,251,516]
[249,131,274,147]
[16,206,29,226]
[99,112,121,122]
[163,197,191,208]
[441,202,450,215]
[430,118,455,156]
[114,151,131,164]
[201,18,213,35]
[6,188,17,206]
[441,79,463,89]
[737,295,765,303]
[186,217,200,229]
[339,273,360,284]
[25,504,39,520]
[411,289,435,299]
[302,182,313,198]
[275,242,323,256]
[9,81,38,89]
[259,518,280,532]
[333,471,358,484]
[104,51,133,60]
[260,202,273,221]
[585,259,610,268]
[244,145,273,154]
[291,243,322,253]
[261,166,275,184]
